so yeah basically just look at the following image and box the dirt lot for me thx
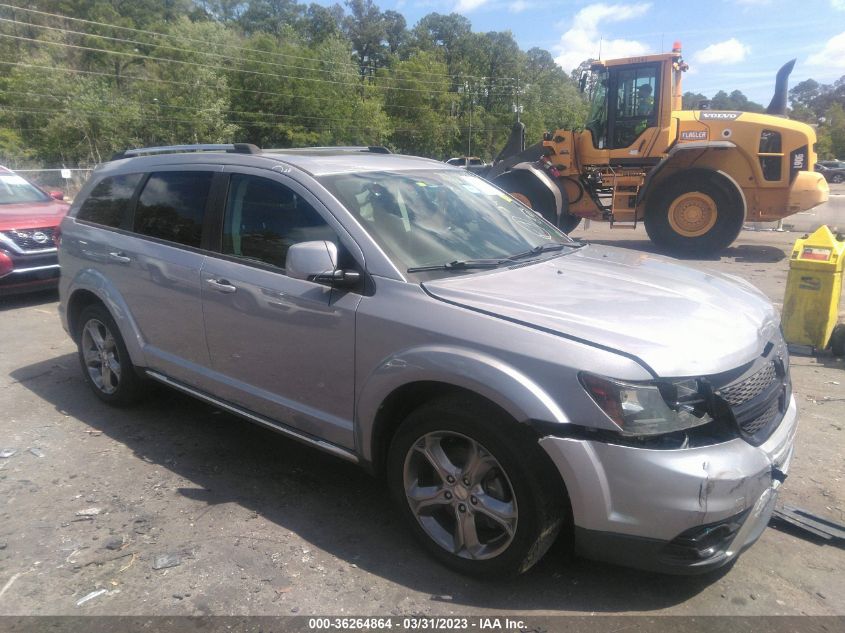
[0,225,843,620]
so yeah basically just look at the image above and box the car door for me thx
[72,168,220,385]
[200,168,362,449]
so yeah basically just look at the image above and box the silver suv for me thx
[59,144,796,576]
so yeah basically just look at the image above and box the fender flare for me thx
[65,268,146,367]
[492,162,566,222]
[637,140,746,208]
[355,345,571,464]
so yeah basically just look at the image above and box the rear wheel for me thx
[387,396,565,577]
[830,323,845,357]
[76,304,145,406]
[645,173,744,255]
[493,171,581,233]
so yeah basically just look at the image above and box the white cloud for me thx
[807,30,845,69]
[552,3,652,73]
[454,0,489,12]
[832,0,845,10]
[692,38,750,65]
[509,0,531,12]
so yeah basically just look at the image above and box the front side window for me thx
[585,69,608,149]
[319,170,571,275]
[222,174,336,269]
[0,173,50,205]
[134,171,214,247]
[77,173,143,228]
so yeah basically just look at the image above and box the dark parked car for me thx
[0,166,69,295]
[815,163,845,184]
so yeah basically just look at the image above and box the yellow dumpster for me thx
[782,225,845,354]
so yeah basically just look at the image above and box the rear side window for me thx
[134,172,213,247]
[77,174,142,228]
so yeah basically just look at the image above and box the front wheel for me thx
[830,173,844,184]
[387,396,565,576]
[493,171,581,233]
[645,173,744,255]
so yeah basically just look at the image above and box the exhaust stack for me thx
[766,59,796,115]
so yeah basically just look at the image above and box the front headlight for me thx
[580,373,713,436]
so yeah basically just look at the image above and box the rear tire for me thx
[645,172,744,255]
[387,395,565,577]
[76,304,145,406]
[493,171,581,233]
[830,323,845,357]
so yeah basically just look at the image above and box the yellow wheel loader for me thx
[488,44,830,255]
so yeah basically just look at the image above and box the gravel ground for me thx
[0,226,843,619]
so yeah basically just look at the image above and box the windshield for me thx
[319,169,572,274]
[0,173,50,204]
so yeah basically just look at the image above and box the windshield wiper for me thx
[507,241,585,261]
[407,259,509,273]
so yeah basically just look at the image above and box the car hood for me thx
[0,200,70,230]
[422,244,780,377]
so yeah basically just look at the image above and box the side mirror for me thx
[285,241,360,288]
[49,191,65,201]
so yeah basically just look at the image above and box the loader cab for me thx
[585,62,660,150]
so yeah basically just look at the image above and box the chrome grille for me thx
[0,228,56,252]
[717,361,777,406]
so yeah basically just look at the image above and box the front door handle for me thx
[206,278,237,294]
[108,251,131,264]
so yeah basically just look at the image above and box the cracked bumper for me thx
[539,395,797,574]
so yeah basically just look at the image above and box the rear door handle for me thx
[206,278,237,294]
[108,251,131,263]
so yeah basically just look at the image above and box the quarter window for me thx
[76,174,142,228]
[134,172,213,247]
[222,174,336,269]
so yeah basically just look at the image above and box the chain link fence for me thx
[13,168,93,202]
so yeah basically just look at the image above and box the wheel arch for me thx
[65,271,146,367]
[357,346,572,475]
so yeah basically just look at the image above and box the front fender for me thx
[355,344,570,463]
[65,268,146,367]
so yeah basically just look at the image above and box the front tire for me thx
[387,396,565,577]
[76,304,145,406]
[493,171,581,233]
[645,172,744,255]
[830,173,844,184]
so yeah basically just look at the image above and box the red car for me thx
[0,166,70,295]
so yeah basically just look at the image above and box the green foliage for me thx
[0,0,588,165]
[788,76,845,159]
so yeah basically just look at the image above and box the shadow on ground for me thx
[0,289,58,312]
[583,239,787,264]
[11,354,727,613]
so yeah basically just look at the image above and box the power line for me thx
[0,61,470,115]
[0,2,517,85]
[0,31,497,95]
[0,105,508,135]
[0,15,488,91]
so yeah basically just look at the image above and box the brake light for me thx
[0,251,13,277]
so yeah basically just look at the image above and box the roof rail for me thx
[111,143,261,161]
[264,146,391,154]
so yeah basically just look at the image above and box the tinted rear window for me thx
[134,172,213,247]
[77,174,143,228]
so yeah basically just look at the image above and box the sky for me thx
[357,0,845,105]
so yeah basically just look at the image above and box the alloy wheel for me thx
[81,318,122,395]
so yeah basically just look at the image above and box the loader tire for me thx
[645,172,744,256]
[493,171,581,234]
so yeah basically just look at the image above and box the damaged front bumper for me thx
[539,394,798,574]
